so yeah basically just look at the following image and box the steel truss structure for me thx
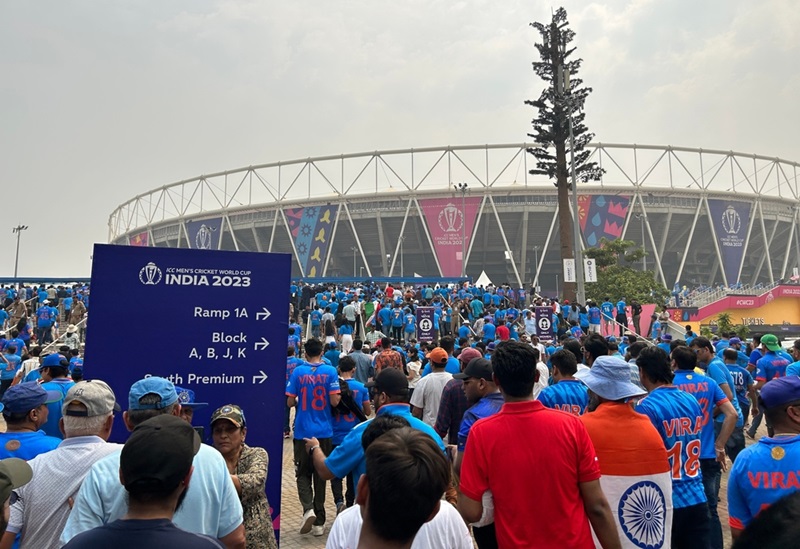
[109,143,800,291]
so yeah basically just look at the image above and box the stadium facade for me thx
[109,143,800,294]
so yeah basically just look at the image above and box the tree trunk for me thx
[556,141,576,302]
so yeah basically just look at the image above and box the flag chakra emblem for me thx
[618,480,666,548]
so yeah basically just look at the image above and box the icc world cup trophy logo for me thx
[138,262,163,285]
[721,205,741,235]
[438,203,464,233]
[195,224,215,250]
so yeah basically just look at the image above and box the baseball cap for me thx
[575,356,646,401]
[121,414,200,495]
[365,368,409,396]
[729,337,742,345]
[427,347,448,365]
[128,377,179,410]
[0,458,33,506]
[39,353,69,370]
[210,404,246,428]
[760,376,800,409]
[62,380,121,417]
[487,342,497,351]
[606,336,617,343]
[454,358,493,381]
[457,347,482,366]
[762,334,782,352]
[661,334,672,342]
[175,387,208,409]
[0,382,63,414]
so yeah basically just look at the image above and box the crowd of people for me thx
[283,280,800,548]
[2,278,800,548]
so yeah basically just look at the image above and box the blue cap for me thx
[39,353,68,370]
[760,376,800,409]
[128,377,178,410]
[0,382,63,414]
[175,387,208,409]
[606,336,617,343]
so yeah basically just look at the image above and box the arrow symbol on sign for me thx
[252,370,268,384]
[254,338,270,351]
[256,308,271,320]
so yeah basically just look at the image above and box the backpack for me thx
[332,378,368,423]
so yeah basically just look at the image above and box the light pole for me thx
[454,182,469,278]
[635,213,647,271]
[533,245,540,291]
[386,254,391,277]
[360,266,364,278]
[399,236,405,278]
[556,273,560,299]
[350,246,358,277]
[12,225,28,284]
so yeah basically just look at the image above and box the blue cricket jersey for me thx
[673,370,729,459]
[536,379,589,416]
[286,362,340,440]
[636,386,707,509]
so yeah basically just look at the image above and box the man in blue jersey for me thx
[600,298,615,336]
[537,349,589,416]
[286,338,341,536]
[635,346,710,549]
[672,344,738,549]
[722,348,758,462]
[787,339,800,376]
[587,302,602,334]
[0,383,62,460]
[657,333,672,355]
[727,376,800,542]
[755,334,790,390]
[34,301,55,346]
[329,356,371,514]
[614,298,627,338]
[305,368,446,493]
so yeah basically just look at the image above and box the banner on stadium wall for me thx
[186,217,223,250]
[87,244,291,539]
[129,231,149,247]
[578,195,631,247]
[419,197,482,277]
[284,205,338,277]
[707,199,751,285]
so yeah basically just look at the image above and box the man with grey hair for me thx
[60,376,245,549]
[1,380,122,549]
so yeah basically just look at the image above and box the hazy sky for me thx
[2,0,797,278]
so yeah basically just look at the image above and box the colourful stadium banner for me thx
[186,217,223,250]
[129,231,149,247]
[419,197,482,277]
[578,195,631,247]
[707,199,751,285]
[285,205,338,277]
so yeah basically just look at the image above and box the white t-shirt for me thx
[409,371,453,426]
[533,361,550,399]
[325,502,472,549]
[407,360,421,389]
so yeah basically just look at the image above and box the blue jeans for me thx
[700,458,722,549]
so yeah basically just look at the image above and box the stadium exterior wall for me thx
[109,143,800,294]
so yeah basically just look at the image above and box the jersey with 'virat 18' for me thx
[728,434,800,530]
[673,370,729,459]
[286,362,340,440]
[636,386,707,509]
[536,379,589,416]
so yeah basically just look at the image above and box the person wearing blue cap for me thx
[174,386,208,425]
[728,376,800,542]
[38,354,76,439]
[0,383,63,460]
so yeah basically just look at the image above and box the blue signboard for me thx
[85,244,291,537]
[535,306,554,340]
[416,307,435,342]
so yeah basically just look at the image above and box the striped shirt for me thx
[537,379,589,416]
